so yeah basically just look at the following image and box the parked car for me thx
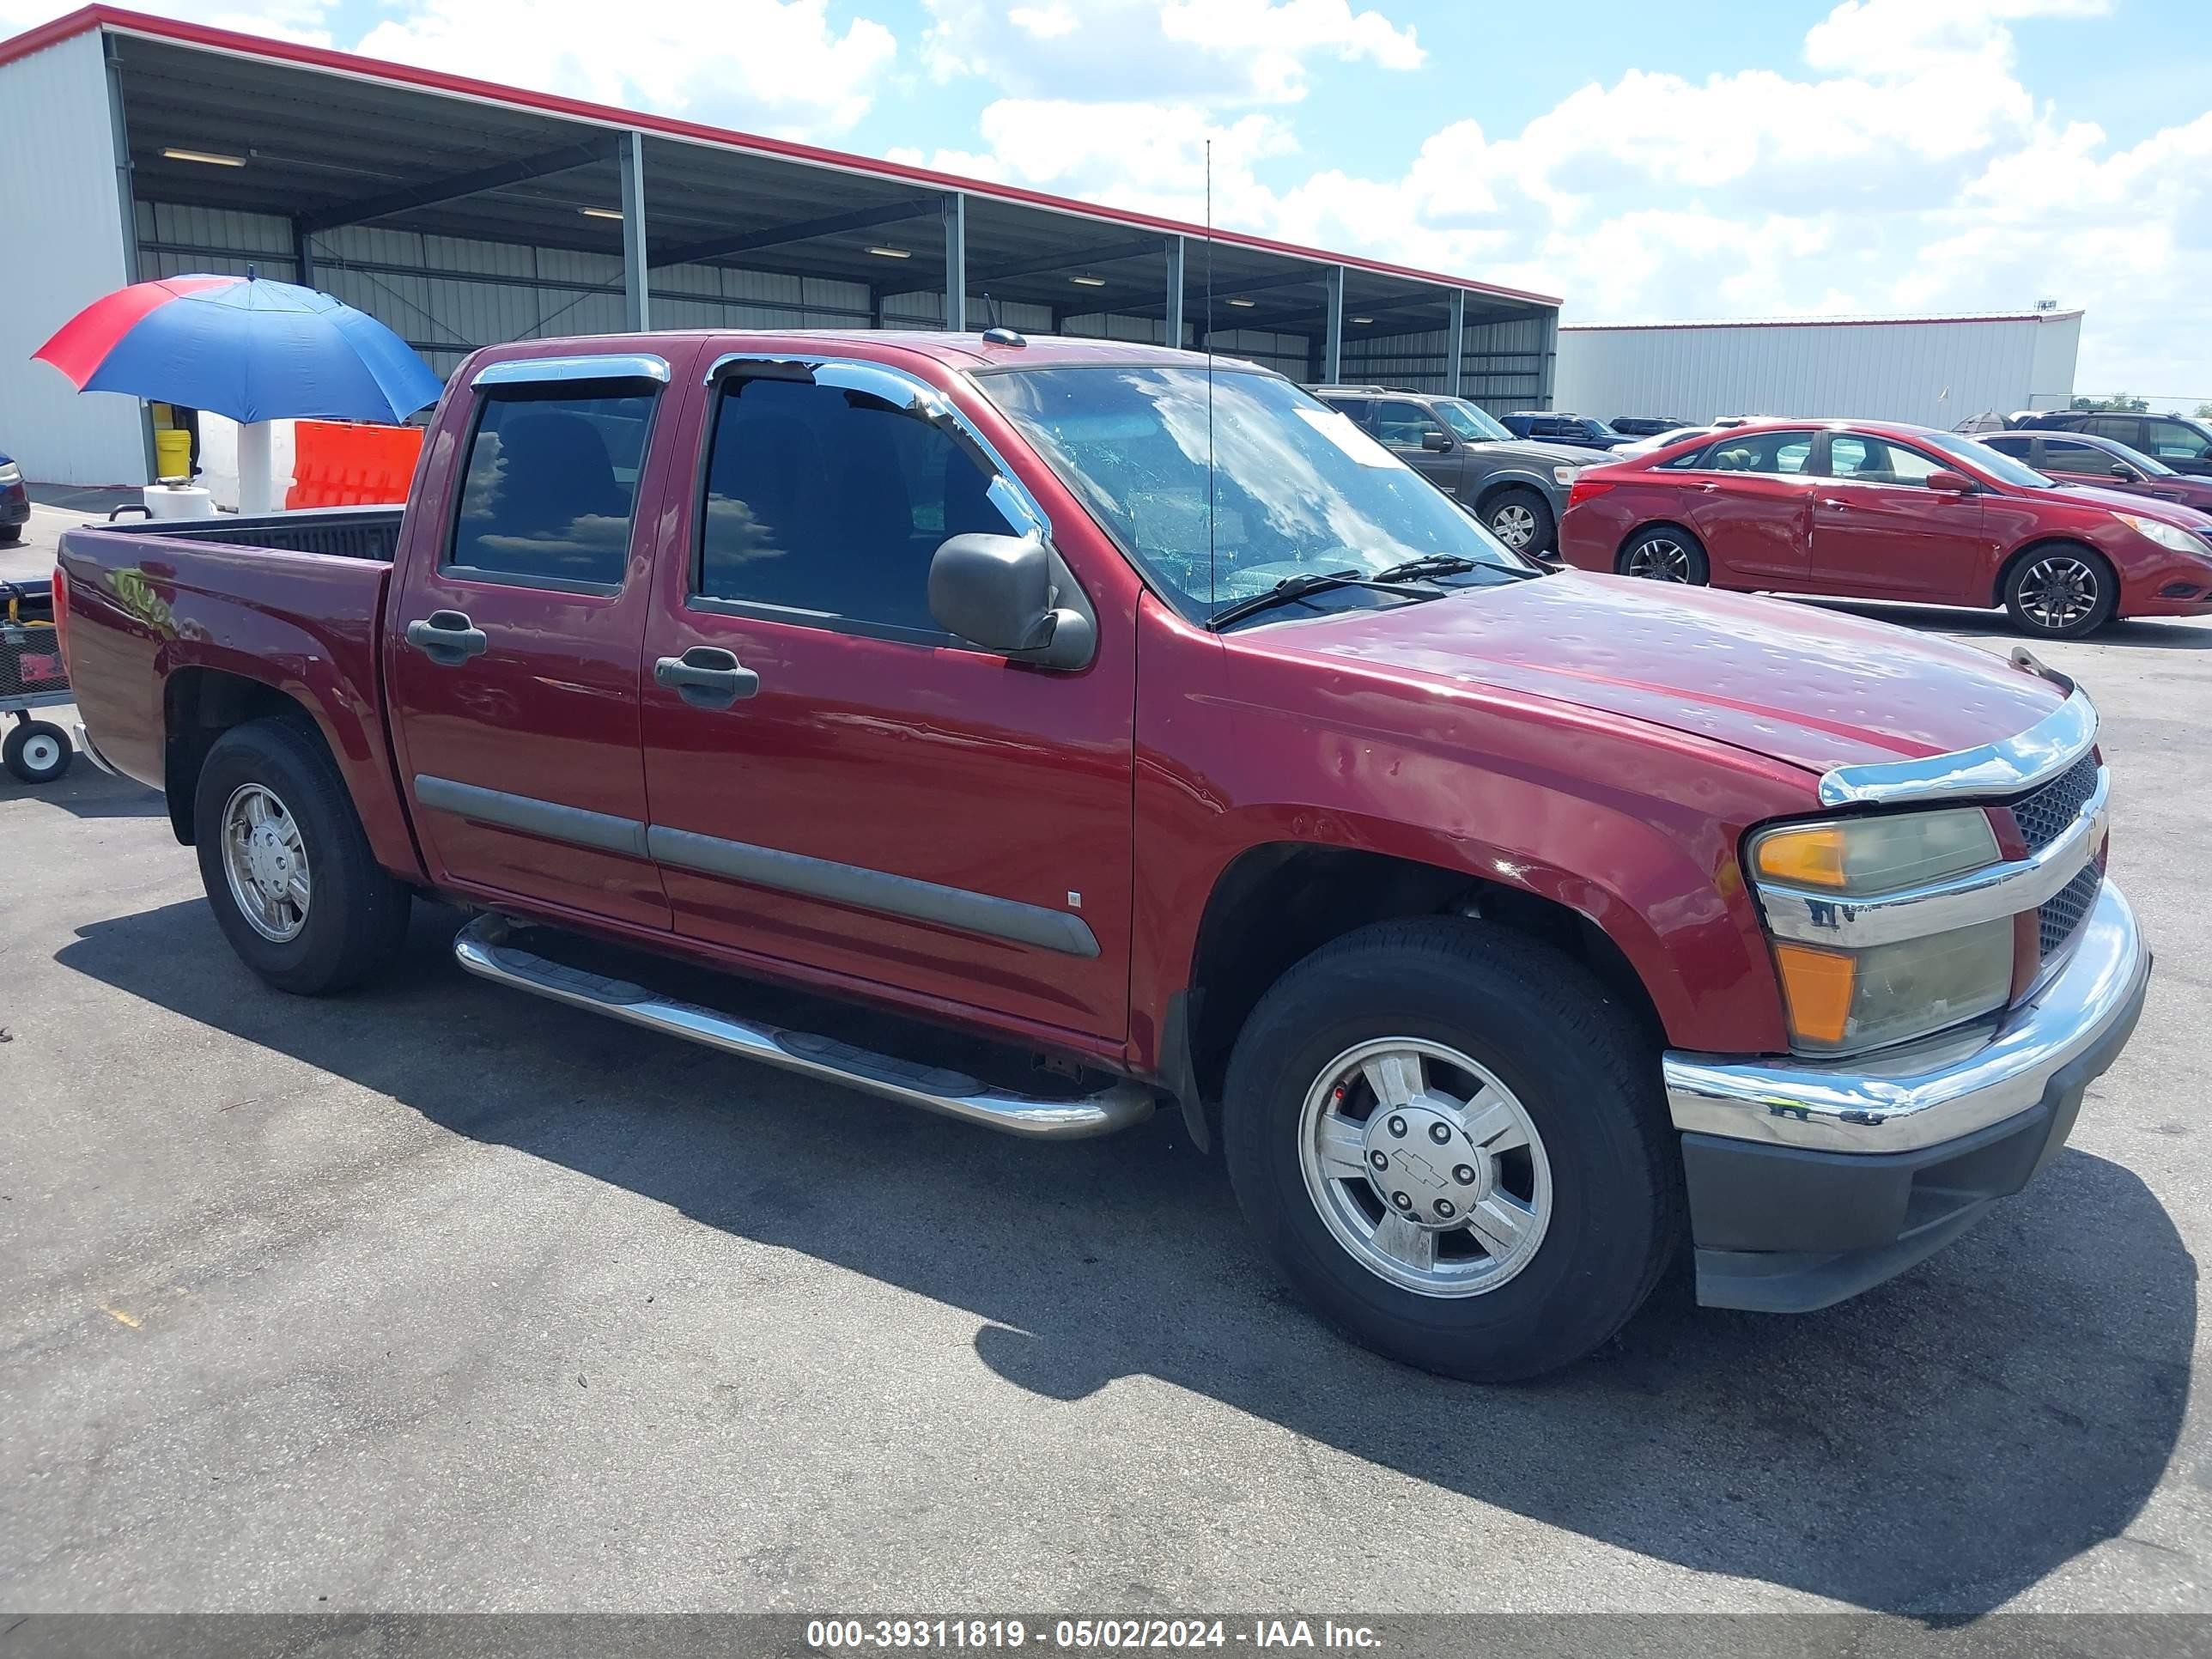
[0,451,27,544]
[2020,410,2212,477]
[1558,419,2212,638]
[1978,428,2212,517]
[1498,411,1635,451]
[1309,385,1592,554]
[58,332,2150,1382]
[1609,416,1693,438]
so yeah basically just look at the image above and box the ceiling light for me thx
[580,207,624,221]
[162,147,246,167]
[1069,275,1107,287]
[1226,297,1255,308]
[866,245,911,259]
[1350,315,1375,325]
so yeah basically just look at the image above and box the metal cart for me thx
[1,580,72,784]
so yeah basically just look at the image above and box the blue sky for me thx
[7,0,2208,402]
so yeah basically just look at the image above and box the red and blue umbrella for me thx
[34,271,444,425]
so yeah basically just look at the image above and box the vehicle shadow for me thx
[57,899,2197,1619]
[1789,596,2212,648]
[0,759,167,820]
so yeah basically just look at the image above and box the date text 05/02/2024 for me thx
[804,1618,1384,1650]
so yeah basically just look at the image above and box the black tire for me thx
[1483,486,1555,556]
[3,719,72,784]
[0,523,23,545]
[2003,545,2118,638]
[192,716,410,994]
[1223,919,1681,1383]
[1616,525,1709,585]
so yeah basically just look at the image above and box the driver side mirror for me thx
[2109,462,2139,482]
[927,532,1096,671]
[1421,429,1453,453]
[1926,469,1978,494]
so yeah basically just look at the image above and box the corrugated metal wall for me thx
[1553,316,2082,429]
[0,31,147,485]
[1341,313,1552,410]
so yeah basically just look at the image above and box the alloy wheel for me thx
[1491,502,1539,550]
[1625,538,1692,581]
[2020,556,2100,631]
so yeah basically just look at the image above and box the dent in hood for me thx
[1259,572,2067,780]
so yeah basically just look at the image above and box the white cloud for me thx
[353,0,896,138]
[921,0,1421,104]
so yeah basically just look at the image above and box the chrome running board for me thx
[452,914,1154,1140]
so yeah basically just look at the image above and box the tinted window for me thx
[449,386,658,586]
[2038,438,2112,476]
[696,376,1016,635]
[2147,418,2212,460]
[1700,431,1814,474]
[1370,400,1443,447]
[2085,416,2143,444]
[1982,434,2036,460]
[1319,397,1371,425]
[1826,434,1942,486]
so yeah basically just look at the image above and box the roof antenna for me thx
[1204,138,1217,615]
[980,289,1025,348]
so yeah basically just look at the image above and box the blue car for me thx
[0,451,25,544]
[1498,411,1636,452]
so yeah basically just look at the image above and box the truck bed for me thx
[107,506,404,563]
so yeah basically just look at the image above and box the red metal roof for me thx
[1,4,1560,309]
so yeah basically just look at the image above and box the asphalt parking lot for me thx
[4,501,2209,1618]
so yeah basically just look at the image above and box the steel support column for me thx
[1322,264,1345,384]
[103,33,154,481]
[293,220,315,288]
[619,130,650,331]
[1447,289,1466,398]
[1164,236,1185,349]
[943,192,967,331]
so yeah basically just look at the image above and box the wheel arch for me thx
[1991,536,2112,609]
[1168,841,1668,1151]
[163,667,325,846]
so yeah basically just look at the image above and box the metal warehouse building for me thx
[0,4,1559,487]
[1553,310,2083,433]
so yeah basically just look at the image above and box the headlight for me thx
[1748,809,2014,1055]
[0,462,20,486]
[2114,512,2209,554]
[1552,465,1580,485]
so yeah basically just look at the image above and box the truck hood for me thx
[1467,439,1601,470]
[1261,571,2066,779]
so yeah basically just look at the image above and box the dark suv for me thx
[2020,410,2212,477]
[1499,412,1635,452]
[1310,386,1594,554]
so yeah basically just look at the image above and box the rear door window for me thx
[1700,431,1814,474]
[695,375,1018,641]
[1319,397,1372,426]
[448,385,659,589]
[2085,415,2145,446]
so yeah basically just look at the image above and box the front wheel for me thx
[1484,487,1555,556]
[3,720,72,784]
[1617,526,1709,584]
[0,524,23,546]
[1222,919,1682,1382]
[2005,547,2117,638]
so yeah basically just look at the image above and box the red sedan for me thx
[1557,419,2212,637]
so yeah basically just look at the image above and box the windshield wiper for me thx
[1372,553,1546,583]
[1206,570,1436,631]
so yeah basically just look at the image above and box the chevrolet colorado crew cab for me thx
[56,331,2152,1382]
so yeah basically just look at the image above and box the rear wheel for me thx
[1484,487,1555,556]
[1617,526,1709,584]
[1222,919,1682,1382]
[2004,546,2117,638]
[193,717,410,994]
[3,720,71,784]
[0,524,23,546]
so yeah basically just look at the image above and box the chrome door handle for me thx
[1820,498,1850,509]
[654,647,760,709]
[404,610,489,665]
[1692,482,1719,492]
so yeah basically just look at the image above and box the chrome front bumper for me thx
[1664,879,2150,1156]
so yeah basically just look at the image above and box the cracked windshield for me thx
[979,367,1530,627]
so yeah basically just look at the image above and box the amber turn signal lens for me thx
[1772,942,1857,1048]
[1753,824,1848,890]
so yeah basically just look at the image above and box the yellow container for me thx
[154,427,191,482]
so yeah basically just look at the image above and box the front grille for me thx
[2009,754,2100,854]
[2039,860,2103,961]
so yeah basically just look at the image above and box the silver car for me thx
[1310,386,1595,555]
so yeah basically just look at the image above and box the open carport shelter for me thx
[0,5,1560,487]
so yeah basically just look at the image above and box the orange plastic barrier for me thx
[286,421,423,509]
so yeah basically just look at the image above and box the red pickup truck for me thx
[56,331,2151,1381]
